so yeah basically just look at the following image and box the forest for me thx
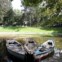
[0,0,62,27]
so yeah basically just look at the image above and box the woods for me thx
[0,0,62,27]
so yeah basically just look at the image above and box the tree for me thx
[22,0,42,7]
[21,0,43,26]
[21,0,62,27]
[3,9,15,25]
[0,0,12,23]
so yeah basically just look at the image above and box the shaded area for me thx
[40,27,62,36]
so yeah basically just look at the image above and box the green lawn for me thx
[0,26,62,36]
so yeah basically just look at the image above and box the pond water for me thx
[37,37,62,49]
[0,36,62,62]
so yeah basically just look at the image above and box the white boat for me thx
[33,40,55,60]
[6,39,26,59]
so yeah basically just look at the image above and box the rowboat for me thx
[33,40,55,61]
[24,38,37,54]
[6,39,26,59]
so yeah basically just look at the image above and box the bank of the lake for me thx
[0,26,62,36]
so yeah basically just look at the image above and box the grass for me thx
[0,26,54,33]
[0,26,62,36]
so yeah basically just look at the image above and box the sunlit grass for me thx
[0,26,62,36]
[0,26,54,34]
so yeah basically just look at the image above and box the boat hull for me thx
[7,47,25,60]
[34,48,54,60]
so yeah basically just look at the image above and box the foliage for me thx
[0,0,12,25]
[21,0,62,27]
[0,0,62,27]
[3,9,14,25]
[22,0,42,7]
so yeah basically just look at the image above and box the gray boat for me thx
[6,39,26,59]
[33,40,55,60]
[24,38,37,54]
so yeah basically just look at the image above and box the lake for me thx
[0,36,62,62]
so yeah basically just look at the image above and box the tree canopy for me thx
[0,0,62,27]
[22,0,42,7]
[21,0,62,27]
[0,0,12,22]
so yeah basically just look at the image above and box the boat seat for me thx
[8,42,17,44]
[17,44,21,46]
[9,42,12,44]
[29,41,34,43]
[13,42,18,44]
[48,42,52,45]
[39,47,46,52]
